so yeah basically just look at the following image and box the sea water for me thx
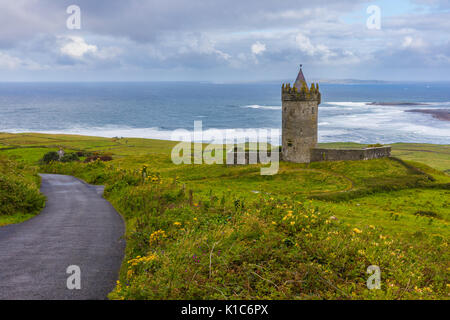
[0,81,449,144]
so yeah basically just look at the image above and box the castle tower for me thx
[282,65,321,163]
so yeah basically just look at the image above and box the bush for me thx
[0,176,45,216]
[41,151,59,164]
[60,153,79,163]
[100,155,113,161]
[0,156,45,217]
[414,210,439,218]
[84,154,113,162]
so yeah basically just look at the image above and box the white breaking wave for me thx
[243,105,281,110]
[2,126,282,145]
[3,100,449,145]
[325,101,450,109]
[324,102,369,108]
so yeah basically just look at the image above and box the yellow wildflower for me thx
[127,269,133,279]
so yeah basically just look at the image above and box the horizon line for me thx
[0,79,450,84]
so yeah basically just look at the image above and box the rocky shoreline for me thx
[405,109,450,121]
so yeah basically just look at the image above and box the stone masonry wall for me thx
[282,99,318,163]
[225,146,390,165]
[310,146,391,162]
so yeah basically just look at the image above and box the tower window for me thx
[312,107,314,114]
[287,140,293,147]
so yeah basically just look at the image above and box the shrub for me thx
[100,155,113,161]
[41,151,59,164]
[60,153,79,163]
[414,210,439,218]
[0,156,45,217]
[84,154,113,163]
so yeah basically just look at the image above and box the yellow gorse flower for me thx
[149,229,166,244]
[127,253,158,267]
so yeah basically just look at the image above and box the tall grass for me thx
[0,156,45,224]
[40,160,449,300]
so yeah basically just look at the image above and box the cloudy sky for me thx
[0,0,449,82]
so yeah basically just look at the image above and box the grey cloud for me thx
[0,0,449,81]
[0,0,367,44]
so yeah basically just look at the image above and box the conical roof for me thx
[294,64,306,89]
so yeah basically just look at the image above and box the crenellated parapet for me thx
[282,82,321,103]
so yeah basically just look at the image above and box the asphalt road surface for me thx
[0,174,125,300]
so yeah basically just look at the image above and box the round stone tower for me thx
[282,65,321,163]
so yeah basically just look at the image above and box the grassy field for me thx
[0,132,448,299]
[0,154,45,226]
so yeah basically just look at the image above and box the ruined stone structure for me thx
[281,66,390,163]
[310,146,391,162]
[228,65,391,166]
[281,66,321,163]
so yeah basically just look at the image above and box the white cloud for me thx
[251,41,266,55]
[0,51,43,70]
[295,32,336,62]
[95,46,123,60]
[401,36,426,49]
[59,36,122,61]
[60,36,98,58]
[174,33,231,61]
[0,52,22,69]
[295,33,328,56]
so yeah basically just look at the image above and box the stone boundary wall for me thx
[225,146,391,165]
[310,146,391,162]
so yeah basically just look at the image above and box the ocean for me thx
[0,82,449,145]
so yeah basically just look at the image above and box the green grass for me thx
[0,132,449,300]
[0,155,46,226]
[390,143,450,172]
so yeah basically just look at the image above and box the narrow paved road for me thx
[0,174,125,300]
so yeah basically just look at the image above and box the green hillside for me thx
[0,132,448,299]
